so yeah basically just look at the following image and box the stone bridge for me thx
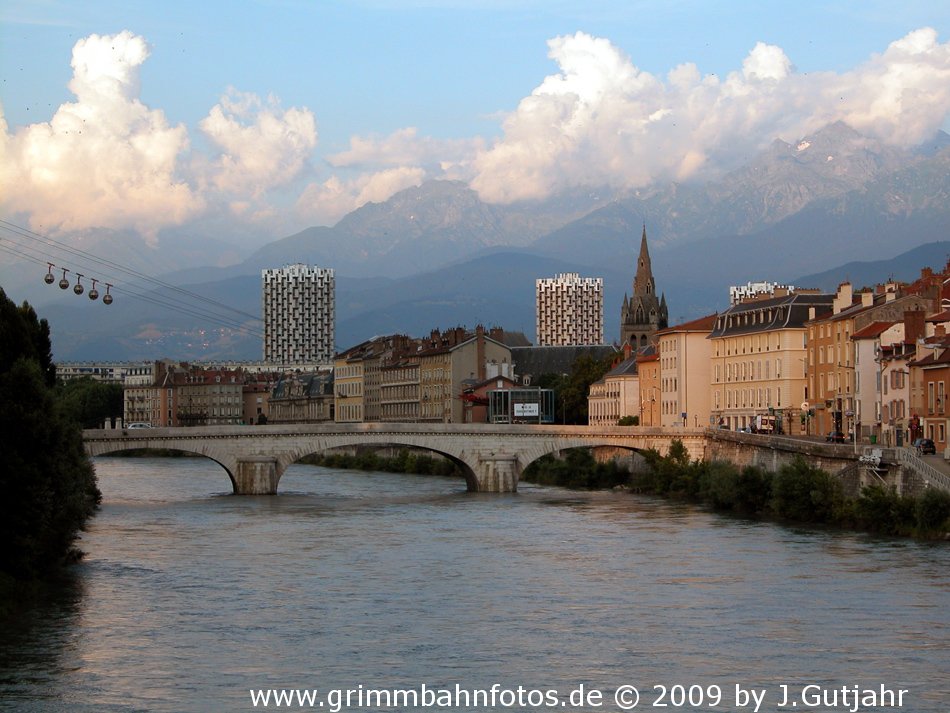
[82,423,707,494]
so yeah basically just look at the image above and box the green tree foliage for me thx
[914,489,950,534]
[538,354,614,425]
[770,457,845,523]
[302,448,461,477]
[618,415,638,426]
[522,448,630,489]
[56,377,124,429]
[636,440,704,496]
[0,288,100,582]
[850,485,916,536]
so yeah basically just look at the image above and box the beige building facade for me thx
[709,291,833,433]
[587,356,640,427]
[657,314,716,429]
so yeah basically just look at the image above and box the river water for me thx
[0,457,947,712]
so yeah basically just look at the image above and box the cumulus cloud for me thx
[199,89,317,198]
[296,167,426,225]
[4,26,950,239]
[328,126,482,174]
[0,31,319,241]
[0,31,202,240]
[471,28,950,203]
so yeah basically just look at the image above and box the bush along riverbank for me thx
[522,448,632,490]
[300,448,463,477]
[524,441,950,540]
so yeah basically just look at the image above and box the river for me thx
[1,457,947,712]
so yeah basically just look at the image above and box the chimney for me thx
[904,310,926,344]
[623,342,633,360]
[861,291,873,307]
[936,325,947,339]
[833,282,853,314]
[476,326,486,381]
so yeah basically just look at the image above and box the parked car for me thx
[914,438,936,455]
[826,431,846,443]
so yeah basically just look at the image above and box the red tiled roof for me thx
[657,312,718,334]
[851,321,897,339]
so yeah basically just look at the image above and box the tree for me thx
[57,377,124,429]
[538,354,614,424]
[0,287,100,582]
[770,457,844,523]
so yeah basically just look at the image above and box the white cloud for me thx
[199,89,317,197]
[327,127,482,179]
[296,167,426,225]
[0,31,202,240]
[471,28,950,203]
[4,26,950,242]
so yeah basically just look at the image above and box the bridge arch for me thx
[279,437,480,491]
[84,439,243,491]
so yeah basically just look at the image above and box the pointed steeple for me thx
[633,224,655,297]
[620,224,667,347]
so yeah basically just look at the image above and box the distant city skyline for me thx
[2,1,949,252]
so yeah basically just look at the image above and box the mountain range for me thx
[15,121,950,362]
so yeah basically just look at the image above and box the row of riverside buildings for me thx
[64,227,950,454]
[587,267,949,454]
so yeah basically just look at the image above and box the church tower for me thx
[620,226,668,349]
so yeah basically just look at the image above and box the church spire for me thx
[633,224,655,297]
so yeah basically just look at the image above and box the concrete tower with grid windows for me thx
[262,264,335,366]
[536,272,604,346]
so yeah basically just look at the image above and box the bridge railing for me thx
[894,447,950,493]
[704,428,860,455]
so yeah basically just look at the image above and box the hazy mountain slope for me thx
[792,241,950,291]
[244,181,613,279]
[29,121,950,360]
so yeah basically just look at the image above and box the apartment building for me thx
[417,327,513,423]
[709,290,834,432]
[57,361,141,383]
[588,356,640,427]
[909,330,950,453]
[123,362,156,425]
[657,314,716,428]
[269,371,334,424]
[261,264,335,366]
[334,347,365,423]
[122,361,255,427]
[806,281,931,438]
[536,272,604,346]
[177,368,245,427]
[636,346,660,427]
[880,341,916,447]
[380,358,420,422]
[852,321,905,440]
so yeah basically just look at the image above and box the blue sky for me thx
[2,0,949,247]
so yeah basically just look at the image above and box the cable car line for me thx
[0,226,264,337]
[0,219,261,323]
